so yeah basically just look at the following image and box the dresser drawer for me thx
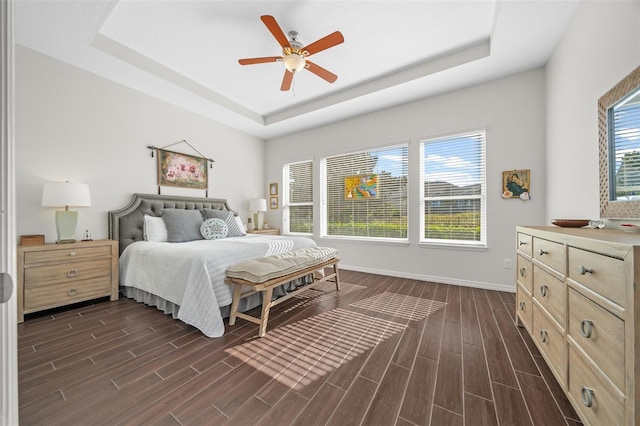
[567,247,626,307]
[533,303,566,386]
[24,258,111,288]
[533,265,566,328]
[24,276,112,311]
[517,254,533,294]
[568,345,624,426]
[533,237,565,274]
[568,288,624,392]
[517,232,532,257]
[23,245,112,266]
[516,284,533,333]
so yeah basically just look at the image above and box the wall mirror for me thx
[599,65,640,218]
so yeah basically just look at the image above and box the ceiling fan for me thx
[238,15,344,91]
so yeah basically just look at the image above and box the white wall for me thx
[15,46,265,243]
[546,0,640,221]
[266,69,547,291]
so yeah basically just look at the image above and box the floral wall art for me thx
[158,149,208,189]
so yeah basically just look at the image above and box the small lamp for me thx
[249,198,267,231]
[41,181,91,243]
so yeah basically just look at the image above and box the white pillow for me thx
[226,213,247,237]
[234,216,247,235]
[144,215,168,242]
[200,218,228,240]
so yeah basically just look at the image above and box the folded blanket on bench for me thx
[226,246,339,284]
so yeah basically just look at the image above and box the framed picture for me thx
[270,196,278,209]
[269,182,278,196]
[344,174,378,199]
[158,149,208,189]
[502,169,530,199]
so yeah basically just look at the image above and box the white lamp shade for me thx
[249,198,267,212]
[41,182,91,208]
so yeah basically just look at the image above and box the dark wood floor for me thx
[18,270,583,425]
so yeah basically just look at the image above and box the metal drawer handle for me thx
[67,288,78,297]
[578,265,593,275]
[538,249,548,256]
[69,252,77,257]
[519,301,526,311]
[539,329,548,343]
[581,386,594,408]
[67,269,78,278]
[540,285,548,297]
[519,241,528,246]
[519,267,526,277]
[580,320,594,338]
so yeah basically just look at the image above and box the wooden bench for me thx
[226,251,340,337]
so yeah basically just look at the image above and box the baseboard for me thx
[339,264,515,293]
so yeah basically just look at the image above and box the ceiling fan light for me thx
[284,54,306,73]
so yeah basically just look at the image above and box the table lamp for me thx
[41,181,91,243]
[249,198,267,231]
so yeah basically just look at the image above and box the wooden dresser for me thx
[17,240,119,322]
[515,226,638,426]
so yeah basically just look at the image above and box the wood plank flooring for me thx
[18,270,583,425]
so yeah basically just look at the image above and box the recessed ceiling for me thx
[15,0,581,139]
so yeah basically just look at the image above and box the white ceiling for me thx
[15,0,581,140]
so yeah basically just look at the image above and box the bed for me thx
[108,193,319,337]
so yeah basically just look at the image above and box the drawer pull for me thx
[519,267,526,277]
[539,329,548,343]
[538,249,548,256]
[69,252,77,257]
[519,241,528,246]
[67,288,79,297]
[519,301,526,311]
[581,386,594,408]
[67,269,78,278]
[580,319,594,338]
[578,265,593,275]
[539,285,548,297]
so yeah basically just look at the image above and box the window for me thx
[323,144,408,240]
[612,100,640,200]
[420,131,486,246]
[284,160,313,234]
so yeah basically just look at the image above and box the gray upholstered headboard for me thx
[108,193,234,254]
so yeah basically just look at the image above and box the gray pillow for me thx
[203,209,244,237]
[202,208,230,220]
[161,209,204,242]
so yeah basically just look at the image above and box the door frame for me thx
[0,0,18,424]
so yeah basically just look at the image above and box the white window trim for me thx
[283,160,313,235]
[419,130,487,248]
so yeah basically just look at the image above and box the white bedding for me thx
[119,234,317,337]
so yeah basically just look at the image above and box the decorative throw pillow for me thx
[161,209,204,242]
[203,208,245,237]
[200,218,228,240]
[143,215,168,242]
[233,215,247,235]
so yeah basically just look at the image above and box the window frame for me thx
[283,159,314,235]
[419,130,487,248]
[320,143,409,243]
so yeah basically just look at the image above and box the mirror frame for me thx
[599,65,640,218]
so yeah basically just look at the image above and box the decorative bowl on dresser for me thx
[515,226,638,426]
[16,239,119,323]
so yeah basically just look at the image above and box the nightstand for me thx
[247,228,280,236]
[17,239,119,322]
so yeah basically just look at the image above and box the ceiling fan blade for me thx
[305,60,338,83]
[303,31,344,56]
[238,56,282,65]
[280,70,294,91]
[260,15,291,49]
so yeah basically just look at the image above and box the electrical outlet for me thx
[503,258,512,269]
